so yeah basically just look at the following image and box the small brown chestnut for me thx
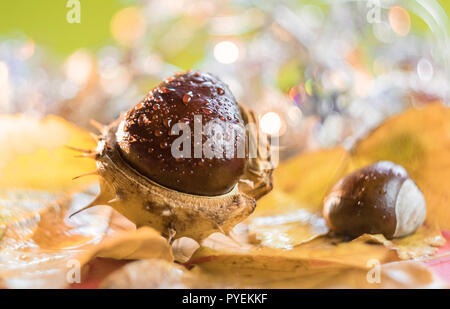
[323,161,426,239]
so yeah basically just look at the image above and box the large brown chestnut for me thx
[73,71,273,242]
[115,71,247,196]
[323,161,426,239]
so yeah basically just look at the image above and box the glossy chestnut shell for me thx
[323,161,426,239]
[116,71,246,196]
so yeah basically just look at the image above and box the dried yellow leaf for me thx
[0,114,96,191]
[352,103,450,228]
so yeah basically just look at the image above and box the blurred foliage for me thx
[0,0,448,155]
[0,0,448,59]
[0,0,129,55]
[151,17,209,70]
[277,58,304,92]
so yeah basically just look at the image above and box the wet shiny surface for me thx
[248,209,328,249]
[0,189,112,288]
[116,71,247,196]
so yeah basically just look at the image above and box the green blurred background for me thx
[0,0,448,65]
[0,0,127,55]
[0,0,448,156]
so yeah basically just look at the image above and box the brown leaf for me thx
[352,103,450,228]
[247,190,328,249]
[0,115,97,192]
[172,237,200,263]
[100,259,213,289]
[192,234,397,270]
[0,189,112,288]
[95,226,173,261]
[2,103,448,289]
[0,114,98,235]
[183,232,447,288]
[100,254,446,289]
[357,224,445,260]
[0,115,173,288]
[275,147,349,210]
[240,148,346,249]
[0,188,172,288]
[192,260,447,288]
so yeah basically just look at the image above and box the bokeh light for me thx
[0,0,447,154]
[18,40,35,60]
[0,61,10,111]
[213,41,239,64]
[0,62,8,83]
[389,6,411,36]
[64,50,93,85]
[286,105,303,126]
[417,58,434,82]
[111,6,146,46]
[260,112,282,136]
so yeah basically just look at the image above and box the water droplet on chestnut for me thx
[201,108,212,115]
[163,118,172,128]
[138,114,149,126]
[182,91,193,104]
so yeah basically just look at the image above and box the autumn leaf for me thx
[0,115,98,229]
[188,258,446,288]
[100,259,212,289]
[357,224,446,260]
[0,115,172,288]
[274,147,349,210]
[351,103,450,229]
[0,114,97,192]
[1,102,448,289]
[98,253,446,289]
[180,230,448,288]
[246,190,328,249]
[0,189,112,288]
[0,188,172,288]
[196,232,397,268]
[95,226,173,261]
[242,148,347,249]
